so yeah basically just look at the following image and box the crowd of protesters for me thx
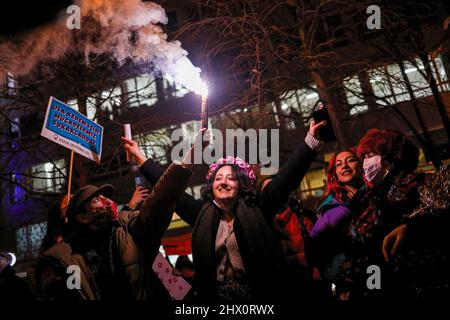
[1,121,449,301]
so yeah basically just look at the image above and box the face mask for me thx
[363,155,388,184]
[100,197,119,221]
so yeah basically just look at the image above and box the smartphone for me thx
[134,176,147,188]
[312,105,336,143]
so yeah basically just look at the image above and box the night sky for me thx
[0,1,73,35]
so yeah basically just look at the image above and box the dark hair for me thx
[202,164,256,202]
[40,195,70,253]
[317,148,362,210]
[357,129,419,174]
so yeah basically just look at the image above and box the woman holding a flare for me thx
[122,120,326,301]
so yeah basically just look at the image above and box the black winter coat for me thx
[140,140,318,301]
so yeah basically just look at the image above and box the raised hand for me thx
[309,119,327,140]
[129,186,151,210]
[121,136,147,166]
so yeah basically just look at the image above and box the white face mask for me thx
[363,155,389,184]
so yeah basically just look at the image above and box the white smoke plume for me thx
[0,0,205,93]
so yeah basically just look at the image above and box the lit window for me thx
[279,89,317,129]
[271,98,297,130]
[29,222,47,257]
[30,159,66,193]
[15,222,48,260]
[125,75,158,107]
[385,64,409,103]
[66,98,95,119]
[368,68,393,105]
[99,87,122,120]
[163,75,189,99]
[367,59,443,106]
[368,65,409,105]
[431,56,450,92]
[404,60,431,98]
[86,97,97,119]
[136,76,158,106]
[136,130,171,165]
[16,227,28,260]
[343,76,368,115]
[66,99,79,111]
[283,87,319,116]
[298,169,326,200]
[124,78,140,107]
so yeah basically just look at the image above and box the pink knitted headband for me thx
[206,156,257,183]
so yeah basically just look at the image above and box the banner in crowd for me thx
[41,96,103,163]
[152,253,192,300]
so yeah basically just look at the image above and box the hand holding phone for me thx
[312,105,336,142]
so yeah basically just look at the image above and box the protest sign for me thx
[41,96,103,163]
[152,253,192,300]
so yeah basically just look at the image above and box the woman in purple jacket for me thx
[308,148,364,295]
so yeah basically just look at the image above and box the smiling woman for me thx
[202,159,257,218]
[124,121,326,301]
[211,166,240,212]
[308,148,364,291]
[318,148,364,207]
[334,151,364,194]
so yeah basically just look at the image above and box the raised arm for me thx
[127,163,192,255]
[259,121,325,219]
[122,134,206,227]
[140,159,203,226]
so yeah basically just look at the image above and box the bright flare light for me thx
[171,56,208,97]
[169,56,208,129]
